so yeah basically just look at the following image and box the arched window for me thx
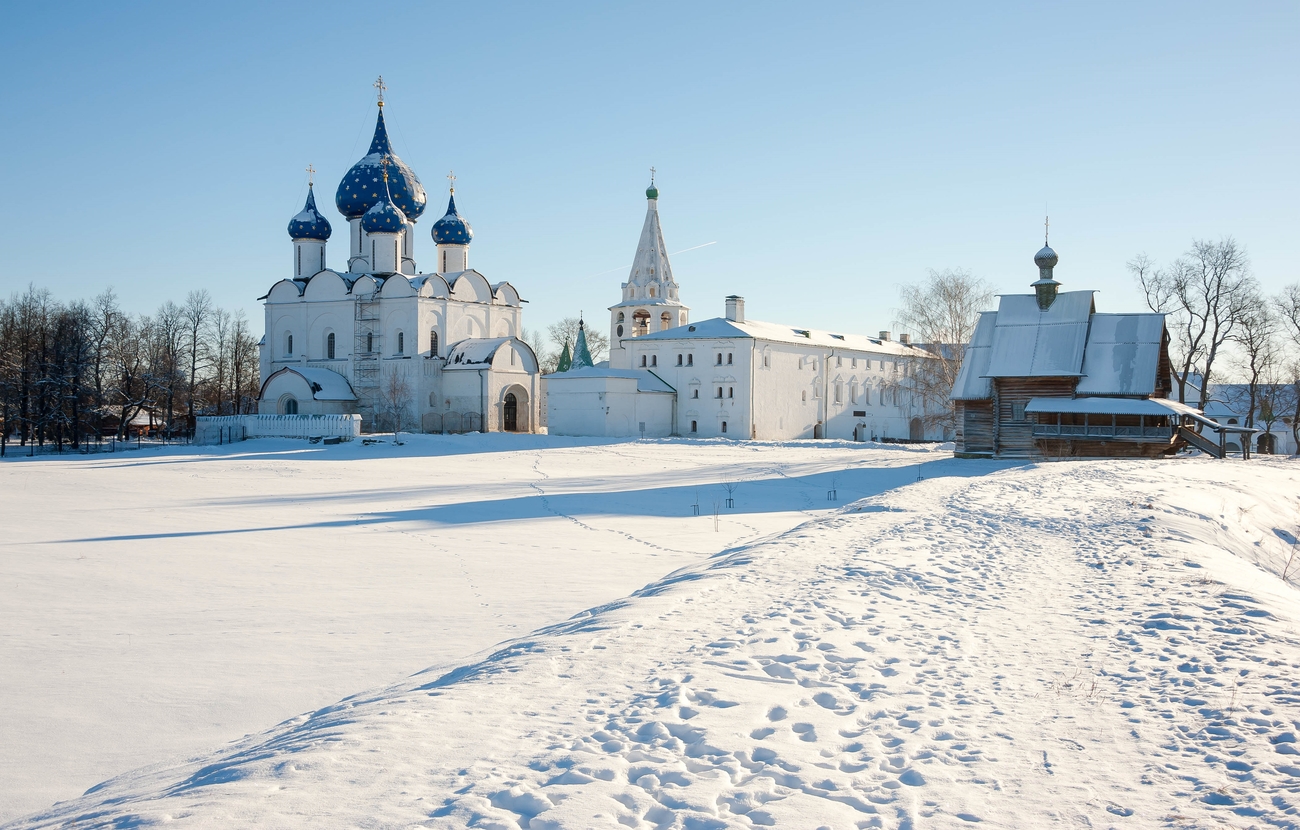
[727,353,733,364]
[835,382,843,403]
[284,398,298,414]
[691,389,699,399]
[651,355,658,367]
[721,421,727,433]
[690,420,697,433]
[661,311,671,330]
[397,331,405,354]
[677,354,683,366]
[326,332,335,360]
[687,354,693,366]
[728,387,734,398]
[366,332,374,353]
[617,312,625,323]
[286,333,293,356]
[649,286,656,298]
[802,390,807,403]
[430,330,438,357]
[716,386,723,398]
[640,355,647,367]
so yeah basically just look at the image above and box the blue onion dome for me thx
[1034,244,1059,269]
[335,106,427,221]
[431,193,473,245]
[287,185,332,240]
[361,191,407,234]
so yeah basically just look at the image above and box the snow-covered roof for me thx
[443,337,514,369]
[1025,396,1201,417]
[549,366,675,393]
[984,291,1095,377]
[950,312,997,400]
[1074,314,1166,396]
[261,367,357,401]
[632,317,932,357]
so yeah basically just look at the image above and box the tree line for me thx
[0,285,261,455]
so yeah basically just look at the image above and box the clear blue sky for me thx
[1,2,1295,342]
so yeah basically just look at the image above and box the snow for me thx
[4,441,1300,828]
[0,435,944,822]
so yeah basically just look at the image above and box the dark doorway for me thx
[909,418,924,441]
[504,393,518,431]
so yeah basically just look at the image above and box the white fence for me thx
[195,414,362,445]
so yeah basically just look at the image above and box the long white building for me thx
[258,90,540,433]
[547,184,940,440]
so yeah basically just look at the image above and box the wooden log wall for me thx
[993,377,1077,457]
[957,401,994,454]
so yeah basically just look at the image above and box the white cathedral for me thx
[258,88,540,433]
[545,182,943,441]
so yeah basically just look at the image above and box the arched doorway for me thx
[500,384,530,432]
[504,393,518,432]
[909,418,924,441]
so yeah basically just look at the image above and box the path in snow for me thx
[0,435,949,821]
[9,456,1299,828]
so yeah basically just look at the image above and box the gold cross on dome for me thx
[374,75,386,105]
[380,154,390,183]
[447,170,456,194]
[306,164,316,187]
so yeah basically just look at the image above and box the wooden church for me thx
[950,238,1206,460]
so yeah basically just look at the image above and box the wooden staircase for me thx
[1178,425,1225,458]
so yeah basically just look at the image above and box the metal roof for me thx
[633,316,932,357]
[1074,313,1165,396]
[260,367,357,401]
[950,312,997,400]
[984,291,1095,377]
[1025,396,1200,417]
[547,366,676,393]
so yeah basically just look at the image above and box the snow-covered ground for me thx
[0,435,953,823]
[5,443,1300,828]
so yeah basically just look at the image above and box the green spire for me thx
[572,319,594,369]
[556,338,572,373]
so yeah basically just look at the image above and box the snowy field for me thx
[4,442,1300,828]
[0,435,954,823]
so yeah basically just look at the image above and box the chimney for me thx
[725,295,745,323]
[879,331,891,342]
[899,333,910,345]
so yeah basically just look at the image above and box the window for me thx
[677,354,683,366]
[366,332,374,353]
[618,312,625,322]
[727,353,733,364]
[763,353,770,368]
[850,382,858,403]
[852,358,857,368]
[687,354,693,366]
[651,355,657,367]
[716,387,723,398]
[716,353,723,365]
[836,356,842,367]
[1011,402,1027,422]
[690,420,697,433]
[430,330,438,357]
[326,332,335,359]
[728,387,734,398]
[617,325,624,336]
[691,389,699,399]
[284,398,298,414]
[397,331,405,354]
[721,421,728,433]
[835,382,842,403]
[641,355,647,367]
[802,390,807,402]
[442,250,447,272]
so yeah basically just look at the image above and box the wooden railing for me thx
[1033,423,1173,441]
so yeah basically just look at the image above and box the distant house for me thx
[951,240,1247,459]
[1202,384,1297,455]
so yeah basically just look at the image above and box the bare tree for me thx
[1231,298,1280,430]
[378,366,413,442]
[519,326,554,374]
[182,290,213,427]
[1278,284,1300,453]
[547,317,608,365]
[894,268,994,433]
[1131,238,1255,408]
